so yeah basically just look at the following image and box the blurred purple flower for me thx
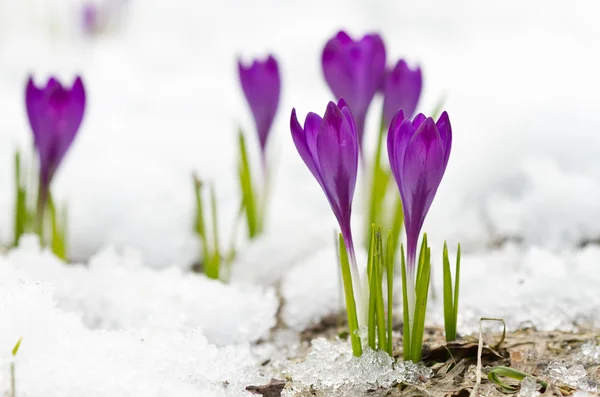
[290,99,359,263]
[387,110,452,275]
[321,31,386,148]
[238,55,281,164]
[26,76,86,203]
[82,3,99,35]
[382,59,422,129]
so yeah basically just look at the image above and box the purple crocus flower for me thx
[387,110,452,276]
[290,99,359,270]
[321,31,386,148]
[238,55,281,166]
[26,76,86,209]
[382,59,422,130]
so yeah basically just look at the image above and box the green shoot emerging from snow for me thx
[366,226,395,356]
[443,242,461,341]
[237,129,264,239]
[337,232,362,356]
[11,337,22,397]
[400,234,431,363]
[13,148,68,260]
[193,174,223,280]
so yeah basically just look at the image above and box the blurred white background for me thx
[1,0,599,266]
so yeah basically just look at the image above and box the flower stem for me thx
[338,233,362,356]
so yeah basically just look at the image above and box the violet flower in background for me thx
[290,99,359,270]
[26,76,86,211]
[238,55,281,166]
[321,31,386,147]
[387,110,451,275]
[82,2,99,35]
[382,59,422,130]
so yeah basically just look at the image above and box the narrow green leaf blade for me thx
[400,244,411,361]
[374,229,387,352]
[385,231,394,356]
[338,233,362,356]
[12,337,22,356]
[443,241,456,341]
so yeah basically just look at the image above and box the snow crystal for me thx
[3,235,278,346]
[282,337,431,396]
[545,362,597,392]
[578,341,600,365]
[518,377,539,397]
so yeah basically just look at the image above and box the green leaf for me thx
[410,236,431,363]
[12,337,22,356]
[385,231,394,356]
[365,116,389,247]
[400,244,411,361]
[206,183,221,280]
[367,225,376,350]
[193,175,212,276]
[374,229,387,352]
[13,149,27,247]
[443,241,456,341]
[487,366,547,393]
[389,196,404,263]
[237,129,260,239]
[338,233,362,357]
[47,191,67,261]
[454,244,461,335]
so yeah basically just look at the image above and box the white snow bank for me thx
[2,235,278,346]
[426,243,600,332]
[0,277,264,397]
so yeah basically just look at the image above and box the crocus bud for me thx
[382,59,422,130]
[387,110,452,275]
[321,31,386,148]
[238,55,281,165]
[290,99,359,264]
[25,76,86,203]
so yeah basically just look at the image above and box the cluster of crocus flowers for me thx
[320,30,423,255]
[290,95,455,360]
[13,76,86,260]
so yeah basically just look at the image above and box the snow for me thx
[282,337,432,396]
[2,0,600,395]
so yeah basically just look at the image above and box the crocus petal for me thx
[25,75,86,189]
[387,110,410,192]
[401,118,445,226]
[382,59,422,129]
[435,110,452,166]
[316,102,358,229]
[321,31,386,145]
[387,108,452,272]
[290,109,324,189]
[238,55,281,154]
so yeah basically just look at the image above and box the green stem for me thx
[400,244,411,361]
[338,233,362,356]
[365,116,387,247]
